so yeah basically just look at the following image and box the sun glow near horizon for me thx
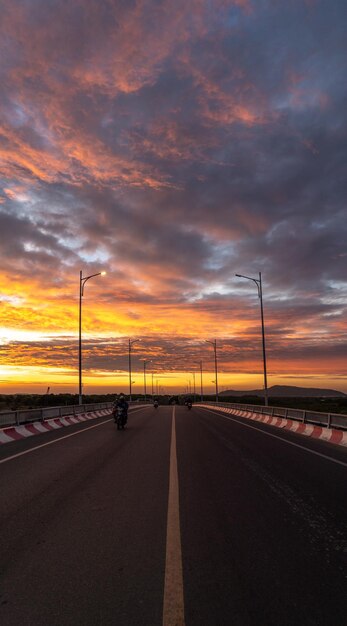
[1,275,346,394]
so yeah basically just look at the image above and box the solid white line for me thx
[200,407,347,469]
[163,406,185,626]
[0,406,149,465]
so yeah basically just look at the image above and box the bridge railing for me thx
[0,402,115,428]
[199,402,347,431]
[0,400,153,428]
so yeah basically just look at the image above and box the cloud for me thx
[0,0,346,390]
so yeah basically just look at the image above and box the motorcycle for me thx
[187,401,192,410]
[153,400,159,409]
[114,406,127,430]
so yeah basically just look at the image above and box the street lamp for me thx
[191,371,196,401]
[143,359,151,402]
[235,272,268,406]
[79,270,106,405]
[128,338,140,402]
[149,365,161,397]
[205,340,218,402]
[195,360,203,401]
[155,377,164,396]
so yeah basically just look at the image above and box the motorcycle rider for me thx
[113,393,129,426]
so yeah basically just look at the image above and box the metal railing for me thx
[0,400,153,429]
[0,402,115,428]
[199,401,347,431]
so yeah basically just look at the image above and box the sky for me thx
[0,0,346,395]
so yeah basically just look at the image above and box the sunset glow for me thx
[0,0,346,395]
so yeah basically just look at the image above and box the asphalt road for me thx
[0,404,346,625]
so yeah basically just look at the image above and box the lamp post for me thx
[191,372,196,401]
[205,340,218,402]
[79,270,105,405]
[155,377,164,396]
[149,365,161,398]
[235,272,268,406]
[195,360,203,401]
[128,338,140,402]
[143,360,151,401]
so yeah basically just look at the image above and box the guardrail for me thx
[200,401,347,431]
[0,402,115,428]
[0,400,153,428]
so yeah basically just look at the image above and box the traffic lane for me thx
[0,407,150,524]
[0,406,155,548]
[0,413,115,461]
[195,406,347,571]
[0,406,153,572]
[199,404,347,464]
[197,406,347,530]
[0,406,171,626]
[0,405,146,462]
[176,406,347,626]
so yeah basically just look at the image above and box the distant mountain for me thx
[219,385,347,398]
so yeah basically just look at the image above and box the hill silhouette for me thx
[219,385,346,397]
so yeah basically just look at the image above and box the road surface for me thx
[0,404,346,625]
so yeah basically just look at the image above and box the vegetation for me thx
[0,393,116,412]
[0,393,170,411]
[1,393,347,415]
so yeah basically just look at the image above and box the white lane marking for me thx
[200,407,347,469]
[163,406,185,626]
[0,407,149,465]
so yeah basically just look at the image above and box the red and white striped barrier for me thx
[198,405,347,448]
[0,409,112,445]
